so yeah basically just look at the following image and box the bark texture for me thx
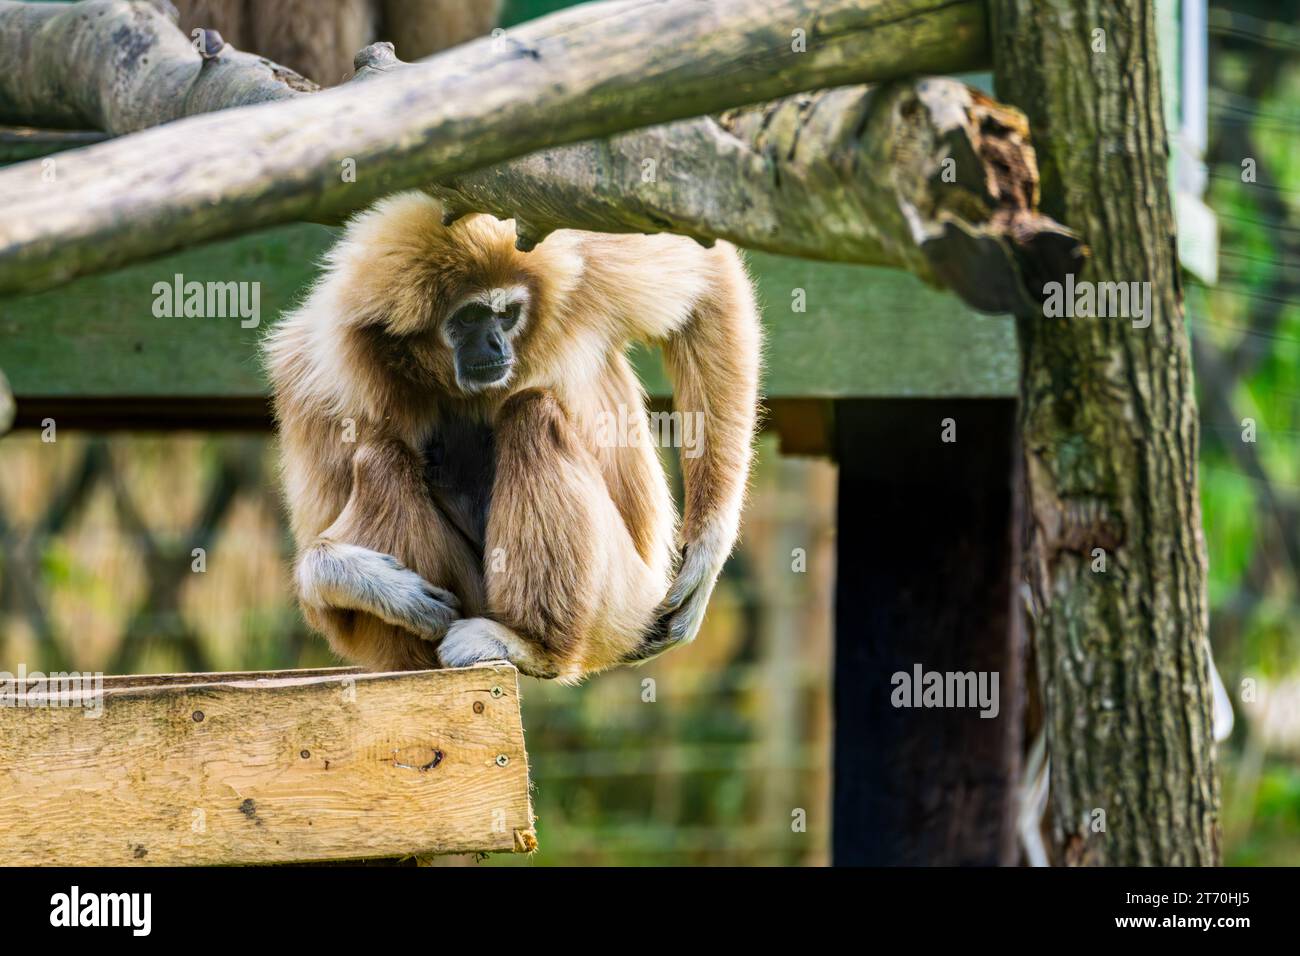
[0,0,999,296]
[992,0,1220,865]
[0,0,318,132]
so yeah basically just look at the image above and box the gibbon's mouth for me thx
[460,360,513,387]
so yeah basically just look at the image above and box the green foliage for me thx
[1199,0,1300,865]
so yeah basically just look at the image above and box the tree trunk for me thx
[991,0,1220,865]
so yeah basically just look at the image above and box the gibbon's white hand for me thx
[656,533,729,649]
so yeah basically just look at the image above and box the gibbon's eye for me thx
[499,303,522,331]
[448,305,482,331]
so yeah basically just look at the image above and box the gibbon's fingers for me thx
[663,581,715,648]
[297,541,461,643]
[438,618,561,680]
[656,538,726,645]
[638,575,715,661]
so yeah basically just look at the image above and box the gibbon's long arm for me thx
[294,439,470,669]
[652,254,762,649]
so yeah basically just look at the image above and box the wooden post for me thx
[832,398,1024,865]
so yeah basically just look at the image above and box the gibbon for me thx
[172,0,502,86]
[264,192,761,681]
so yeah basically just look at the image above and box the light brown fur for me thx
[264,191,761,681]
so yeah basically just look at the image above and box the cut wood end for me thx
[899,80,1087,313]
[514,828,538,853]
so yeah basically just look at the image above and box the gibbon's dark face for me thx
[442,286,528,393]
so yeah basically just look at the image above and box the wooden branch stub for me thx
[0,663,536,865]
[351,41,401,82]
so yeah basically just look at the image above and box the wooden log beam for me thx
[436,81,1083,312]
[0,0,997,297]
[0,662,536,865]
[362,37,1080,312]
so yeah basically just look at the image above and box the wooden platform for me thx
[0,662,535,865]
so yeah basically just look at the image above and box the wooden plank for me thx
[0,224,1018,406]
[0,663,536,865]
[831,399,1024,864]
[90,666,364,690]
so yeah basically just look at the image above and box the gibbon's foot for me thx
[437,618,560,680]
[298,542,460,643]
[438,618,508,666]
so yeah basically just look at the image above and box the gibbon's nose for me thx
[485,330,507,359]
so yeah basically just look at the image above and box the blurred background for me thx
[1,0,1299,866]
[1187,0,1300,867]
